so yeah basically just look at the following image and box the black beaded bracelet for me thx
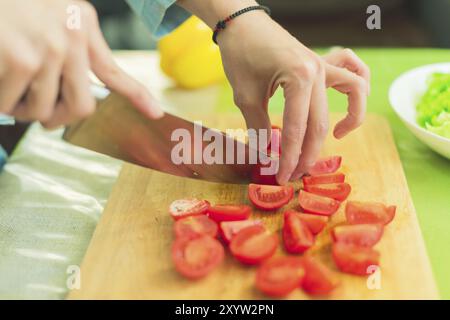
[212,5,271,44]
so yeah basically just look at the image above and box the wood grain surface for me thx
[68,113,438,300]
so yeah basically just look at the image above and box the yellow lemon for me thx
[158,16,225,89]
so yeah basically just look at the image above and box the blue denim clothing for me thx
[0,145,6,171]
[126,0,191,38]
[0,115,13,171]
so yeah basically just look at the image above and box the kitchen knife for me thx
[63,89,273,184]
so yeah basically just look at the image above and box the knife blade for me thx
[63,91,272,184]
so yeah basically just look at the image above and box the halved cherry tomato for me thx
[230,225,278,265]
[219,219,263,244]
[296,212,329,235]
[331,224,383,247]
[298,190,340,216]
[255,256,305,297]
[345,201,396,225]
[207,204,251,222]
[174,215,218,239]
[304,182,351,201]
[302,172,345,186]
[169,199,210,220]
[248,184,294,211]
[309,156,342,175]
[332,243,380,276]
[283,211,314,254]
[172,235,224,279]
[301,256,339,295]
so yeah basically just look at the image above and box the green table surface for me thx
[217,48,450,299]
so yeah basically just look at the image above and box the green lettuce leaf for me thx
[417,73,450,139]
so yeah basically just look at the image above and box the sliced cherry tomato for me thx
[255,256,305,297]
[309,156,342,175]
[169,199,210,220]
[295,212,329,235]
[345,201,396,225]
[174,215,218,239]
[283,211,314,254]
[298,190,340,216]
[219,219,263,244]
[248,184,294,211]
[172,235,224,279]
[304,182,351,201]
[302,172,345,186]
[301,256,339,296]
[331,224,384,247]
[332,243,380,276]
[207,204,251,222]
[230,225,278,265]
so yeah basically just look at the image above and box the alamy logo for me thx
[170,123,279,176]
[66,265,81,290]
[66,5,81,30]
[366,5,381,30]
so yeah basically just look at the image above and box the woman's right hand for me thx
[0,0,163,128]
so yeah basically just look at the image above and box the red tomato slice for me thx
[296,212,329,235]
[304,182,351,201]
[219,219,263,244]
[283,211,315,254]
[309,156,342,175]
[172,235,224,279]
[301,256,340,295]
[332,243,380,276]
[345,201,396,225]
[248,184,294,211]
[207,204,251,222]
[298,190,340,216]
[174,215,218,239]
[302,172,345,186]
[230,225,278,265]
[169,199,210,220]
[331,224,384,247]
[255,256,305,297]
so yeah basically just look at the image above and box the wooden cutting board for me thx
[67,113,438,300]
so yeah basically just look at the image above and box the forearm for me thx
[177,0,258,28]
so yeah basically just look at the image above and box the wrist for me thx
[178,0,259,29]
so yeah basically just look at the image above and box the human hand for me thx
[0,0,163,128]
[178,0,369,184]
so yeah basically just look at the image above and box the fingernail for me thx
[334,128,343,139]
[152,107,165,119]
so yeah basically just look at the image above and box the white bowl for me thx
[389,63,450,159]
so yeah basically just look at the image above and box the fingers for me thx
[323,48,371,95]
[0,41,40,114]
[326,64,367,139]
[12,36,66,122]
[83,2,163,119]
[291,72,328,180]
[41,30,94,129]
[276,77,313,185]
